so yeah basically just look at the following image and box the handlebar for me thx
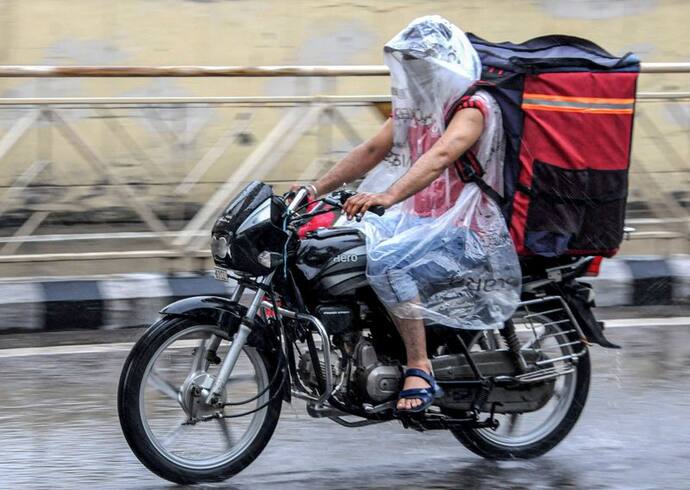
[326,189,385,217]
[287,187,386,219]
[287,187,309,214]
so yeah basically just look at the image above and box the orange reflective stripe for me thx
[521,103,633,115]
[523,93,635,105]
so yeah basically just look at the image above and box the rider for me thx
[300,16,519,412]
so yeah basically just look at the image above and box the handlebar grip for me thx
[368,205,386,216]
[287,188,309,213]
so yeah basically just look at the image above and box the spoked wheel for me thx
[451,313,590,459]
[118,317,283,484]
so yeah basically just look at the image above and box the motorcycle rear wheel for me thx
[118,317,283,484]
[451,313,591,459]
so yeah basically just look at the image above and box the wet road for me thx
[2,316,690,489]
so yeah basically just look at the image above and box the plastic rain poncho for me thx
[356,16,521,329]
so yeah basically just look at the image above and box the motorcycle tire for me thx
[451,314,591,459]
[117,317,283,484]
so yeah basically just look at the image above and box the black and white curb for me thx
[0,273,235,333]
[0,257,688,333]
[589,256,690,307]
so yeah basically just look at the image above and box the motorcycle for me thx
[118,181,617,484]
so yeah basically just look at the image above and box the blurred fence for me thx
[0,64,688,276]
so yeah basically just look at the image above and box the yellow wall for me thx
[1,1,686,83]
[0,0,687,198]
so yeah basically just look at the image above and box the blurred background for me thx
[1,1,689,488]
[0,0,687,278]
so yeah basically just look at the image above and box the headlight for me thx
[211,235,231,259]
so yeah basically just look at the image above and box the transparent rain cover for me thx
[356,15,521,329]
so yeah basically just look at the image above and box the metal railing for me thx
[0,62,688,77]
[0,63,687,271]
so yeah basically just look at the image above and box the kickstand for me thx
[470,381,501,430]
[471,379,493,414]
[486,402,500,429]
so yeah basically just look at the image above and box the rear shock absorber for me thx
[501,320,528,374]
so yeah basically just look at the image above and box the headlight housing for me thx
[211,181,298,276]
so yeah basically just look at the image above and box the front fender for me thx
[160,295,246,331]
[160,295,291,402]
[159,294,281,356]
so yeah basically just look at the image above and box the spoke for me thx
[161,419,189,448]
[522,326,546,350]
[507,413,521,435]
[148,370,180,402]
[227,373,257,383]
[216,417,235,449]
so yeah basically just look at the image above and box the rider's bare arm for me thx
[312,118,393,196]
[385,108,484,205]
[342,108,483,219]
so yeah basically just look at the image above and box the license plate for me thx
[213,267,229,282]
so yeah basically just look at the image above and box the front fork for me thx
[204,274,273,405]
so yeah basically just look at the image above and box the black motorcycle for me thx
[118,181,617,484]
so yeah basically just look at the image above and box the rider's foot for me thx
[396,362,432,411]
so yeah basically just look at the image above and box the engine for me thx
[350,337,402,403]
[296,345,342,391]
[297,330,557,414]
[296,332,402,405]
[295,302,557,412]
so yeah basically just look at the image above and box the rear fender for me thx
[536,282,620,349]
[563,282,620,349]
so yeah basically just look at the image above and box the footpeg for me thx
[306,403,347,419]
[363,400,396,414]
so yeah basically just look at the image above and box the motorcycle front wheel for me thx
[118,317,283,484]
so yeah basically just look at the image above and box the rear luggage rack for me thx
[509,296,588,383]
[513,363,576,383]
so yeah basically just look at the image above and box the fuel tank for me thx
[295,227,368,299]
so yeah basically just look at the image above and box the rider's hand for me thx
[343,192,394,220]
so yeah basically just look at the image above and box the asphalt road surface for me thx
[2,314,690,489]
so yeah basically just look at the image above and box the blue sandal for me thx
[396,368,444,414]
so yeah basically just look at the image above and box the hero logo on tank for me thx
[333,254,359,264]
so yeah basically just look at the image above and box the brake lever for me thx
[332,189,356,205]
[327,189,385,220]
[328,193,386,215]
[354,205,385,222]
[322,196,342,208]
